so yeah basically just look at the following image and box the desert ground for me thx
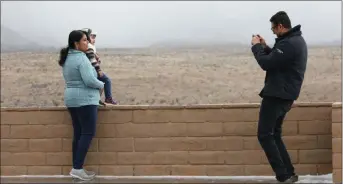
[0,45,341,107]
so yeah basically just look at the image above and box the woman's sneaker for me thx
[84,168,96,177]
[69,168,95,181]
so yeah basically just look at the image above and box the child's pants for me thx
[97,73,112,99]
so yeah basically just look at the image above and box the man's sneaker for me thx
[279,175,299,183]
[105,98,118,105]
[69,168,95,181]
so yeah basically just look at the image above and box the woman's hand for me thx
[98,70,104,77]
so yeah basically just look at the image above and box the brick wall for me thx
[332,102,342,183]
[0,103,336,177]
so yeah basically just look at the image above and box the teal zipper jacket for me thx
[62,49,104,107]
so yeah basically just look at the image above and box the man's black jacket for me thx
[251,25,308,101]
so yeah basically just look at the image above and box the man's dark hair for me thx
[270,11,292,29]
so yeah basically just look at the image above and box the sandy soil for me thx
[1,46,341,107]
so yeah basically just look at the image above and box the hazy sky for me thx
[1,1,341,48]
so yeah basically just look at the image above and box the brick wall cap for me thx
[333,102,342,108]
[0,102,335,112]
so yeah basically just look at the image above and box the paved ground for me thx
[0,175,332,183]
[0,177,278,183]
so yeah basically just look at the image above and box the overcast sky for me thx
[1,1,341,48]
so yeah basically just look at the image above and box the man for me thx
[81,28,118,105]
[251,11,307,183]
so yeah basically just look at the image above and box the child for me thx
[81,28,118,105]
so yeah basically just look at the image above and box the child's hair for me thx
[80,28,92,42]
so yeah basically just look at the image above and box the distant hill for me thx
[1,25,57,52]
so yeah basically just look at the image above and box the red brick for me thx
[10,125,46,138]
[31,111,67,124]
[293,164,317,175]
[317,135,332,149]
[62,138,98,152]
[7,152,46,166]
[96,124,116,138]
[1,139,29,152]
[117,152,152,165]
[188,151,225,164]
[187,123,223,137]
[224,150,265,165]
[133,109,181,123]
[284,136,317,149]
[333,169,342,183]
[333,153,342,169]
[99,138,133,152]
[98,110,132,123]
[1,152,11,166]
[317,164,332,174]
[332,123,342,138]
[221,108,258,122]
[10,125,72,138]
[99,166,133,176]
[299,150,332,164]
[62,166,72,175]
[244,165,273,175]
[170,137,203,151]
[298,121,331,135]
[1,111,33,124]
[1,166,27,175]
[134,138,171,152]
[134,165,171,176]
[283,121,298,135]
[1,125,10,138]
[150,123,187,137]
[223,122,257,136]
[44,125,73,138]
[30,139,62,152]
[332,108,342,123]
[243,137,262,150]
[115,123,152,138]
[171,165,206,175]
[332,138,342,153]
[151,151,188,165]
[28,166,62,175]
[206,165,245,176]
[286,107,331,121]
[47,152,72,165]
[1,111,67,125]
[202,137,243,151]
[85,152,117,165]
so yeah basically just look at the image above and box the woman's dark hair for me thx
[270,11,292,29]
[58,30,85,66]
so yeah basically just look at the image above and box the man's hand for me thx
[251,35,261,45]
[257,34,267,46]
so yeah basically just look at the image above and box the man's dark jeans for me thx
[257,96,294,181]
[67,105,98,169]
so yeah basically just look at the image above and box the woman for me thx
[58,30,104,181]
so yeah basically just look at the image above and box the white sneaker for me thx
[69,168,95,181]
[84,168,96,177]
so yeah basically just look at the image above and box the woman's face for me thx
[75,34,89,52]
